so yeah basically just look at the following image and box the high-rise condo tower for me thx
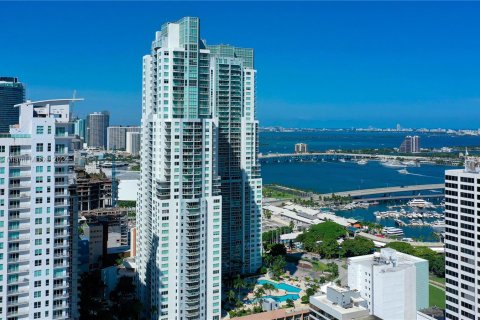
[136,17,262,320]
[444,158,480,320]
[0,99,80,320]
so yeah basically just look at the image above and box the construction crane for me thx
[111,145,117,207]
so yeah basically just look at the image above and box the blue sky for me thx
[2,1,480,128]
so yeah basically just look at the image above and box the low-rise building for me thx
[232,307,310,320]
[309,285,371,320]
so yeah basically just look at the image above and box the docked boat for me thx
[431,220,446,232]
[407,198,434,208]
[357,159,368,165]
[382,227,404,237]
[339,158,346,163]
[402,160,417,167]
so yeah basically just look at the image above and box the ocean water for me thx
[259,131,471,241]
[261,160,455,194]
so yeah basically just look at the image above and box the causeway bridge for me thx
[320,183,445,199]
[259,152,430,161]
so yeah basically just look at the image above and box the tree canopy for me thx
[341,237,375,257]
[386,242,445,277]
[269,243,287,257]
[297,221,346,252]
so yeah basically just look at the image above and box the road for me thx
[320,183,444,198]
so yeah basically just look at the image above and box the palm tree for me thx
[263,254,273,268]
[233,275,246,300]
[262,283,276,296]
[253,287,265,308]
[227,289,237,305]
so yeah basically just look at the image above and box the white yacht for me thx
[382,227,404,236]
[398,168,408,174]
[339,158,346,163]
[357,159,368,165]
[407,198,434,208]
[402,160,417,167]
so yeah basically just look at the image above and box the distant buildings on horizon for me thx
[261,126,480,136]
[399,135,420,153]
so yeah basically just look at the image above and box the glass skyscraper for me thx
[0,77,25,133]
[136,17,262,320]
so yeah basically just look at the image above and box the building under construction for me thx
[76,169,114,211]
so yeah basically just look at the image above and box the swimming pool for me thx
[263,294,300,302]
[257,279,302,293]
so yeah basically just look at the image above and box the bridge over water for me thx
[259,152,430,161]
[320,183,445,199]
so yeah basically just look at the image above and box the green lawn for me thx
[429,274,446,285]
[429,284,445,309]
[263,187,296,199]
[311,261,328,272]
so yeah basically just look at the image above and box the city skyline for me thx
[3,2,480,128]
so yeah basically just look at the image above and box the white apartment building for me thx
[295,143,308,154]
[347,248,429,320]
[126,131,141,156]
[444,159,480,320]
[107,126,141,150]
[309,285,370,320]
[136,16,262,320]
[0,99,79,319]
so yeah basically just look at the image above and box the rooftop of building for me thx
[418,307,445,320]
[0,76,21,83]
[310,292,368,315]
[348,248,427,269]
[14,98,82,108]
[446,157,480,175]
[229,307,309,320]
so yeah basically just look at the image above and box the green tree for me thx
[431,255,445,277]
[264,209,272,219]
[262,283,276,295]
[341,237,375,257]
[254,287,266,307]
[233,275,246,300]
[297,221,346,252]
[269,243,287,257]
[109,276,143,320]
[413,246,437,263]
[285,298,295,308]
[319,238,339,259]
[385,241,415,255]
[271,256,287,279]
[263,254,274,268]
[227,289,237,304]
